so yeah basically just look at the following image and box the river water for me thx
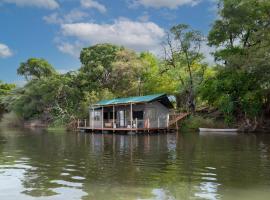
[0,128,270,200]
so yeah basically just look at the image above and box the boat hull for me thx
[199,128,238,132]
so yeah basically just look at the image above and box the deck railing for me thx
[77,117,169,129]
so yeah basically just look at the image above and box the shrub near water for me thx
[180,115,221,131]
[0,112,23,127]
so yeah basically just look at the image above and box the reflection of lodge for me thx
[77,94,189,133]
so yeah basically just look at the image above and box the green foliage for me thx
[180,115,216,131]
[0,81,15,95]
[12,75,82,122]
[140,52,176,95]
[203,0,270,128]
[0,81,16,118]
[0,112,23,127]
[79,44,123,90]
[200,67,263,125]
[163,24,207,111]
[17,58,56,80]
[79,43,174,97]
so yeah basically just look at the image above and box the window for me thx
[104,112,115,120]
[94,111,101,121]
[133,111,144,120]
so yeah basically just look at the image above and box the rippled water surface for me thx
[1,128,270,200]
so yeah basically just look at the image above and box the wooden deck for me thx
[77,112,189,133]
[78,126,169,133]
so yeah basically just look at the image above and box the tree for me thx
[79,44,166,98]
[17,58,56,80]
[163,24,206,112]
[6,74,83,126]
[204,0,270,129]
[79,43,123,90]
[139,52,176,96]
[0,81,16,118]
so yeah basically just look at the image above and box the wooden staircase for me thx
[169,112,189,129]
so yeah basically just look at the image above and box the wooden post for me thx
[148,118,150,133]
[158,117,160,129]
[101,106,104,131]
[135,118,138,133]
[77,119,80,128]
[84,119,87,127]
[130,103,133,130]
[92,107,94,132]
[113,105,115,132]
[89,109,91,129]
[167,114,169,129]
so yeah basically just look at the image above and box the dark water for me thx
[0,128,270,200]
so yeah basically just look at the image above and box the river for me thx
[0,128,270,200]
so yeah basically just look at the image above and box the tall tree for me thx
[203,0,270,129]
[17,58,56,80]
[79,43,123,91]
[163,24,206,112]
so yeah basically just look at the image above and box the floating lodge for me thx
[77,93,188,133]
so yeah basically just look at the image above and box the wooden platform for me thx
[77,112,189,133]
[78,127,169,133]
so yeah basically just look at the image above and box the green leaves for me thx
[164,23,206,111]
[202,0,270,127]
[0,81,16,117]
[17,58,56,81]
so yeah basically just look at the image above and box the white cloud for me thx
[200,41,216,65]
[60,18,165,53]
[81,0,106,13]
[57,68,76,74]
[132,0,200,9]
[0,43,13,58]
[43,10,89,24]
[57,41,83,57]
[2,0,59,9]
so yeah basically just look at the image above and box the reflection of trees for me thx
[1,128,270,199]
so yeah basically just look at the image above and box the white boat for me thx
[199,128,238,132]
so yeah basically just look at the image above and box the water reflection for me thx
[0,128,270,200]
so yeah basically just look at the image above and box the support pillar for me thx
[113,105,115,133]
[92,107,94,132]
[130,103,133,130]
[102,106,104,131]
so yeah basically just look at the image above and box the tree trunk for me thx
[188,88,195,113]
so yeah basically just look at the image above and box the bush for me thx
[0,112,23,127]
[180,115,225,131]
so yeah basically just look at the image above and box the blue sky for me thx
[0,0,217,84]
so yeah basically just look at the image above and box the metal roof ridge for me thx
[93,93,167,106]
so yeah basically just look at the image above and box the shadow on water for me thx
[0,127,270,200]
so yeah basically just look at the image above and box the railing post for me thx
[167,114,169,128]
[158,117,160,129]
[77,119,80,128]
[130,103,133,130]
[113,105,115,132]
[84,119,87,127]
[135,118,138,129]
[102,106,104,131]
[92,107,94,132]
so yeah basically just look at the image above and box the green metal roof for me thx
[94,93,168,106]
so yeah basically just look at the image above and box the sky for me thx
[0,0,217,84]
